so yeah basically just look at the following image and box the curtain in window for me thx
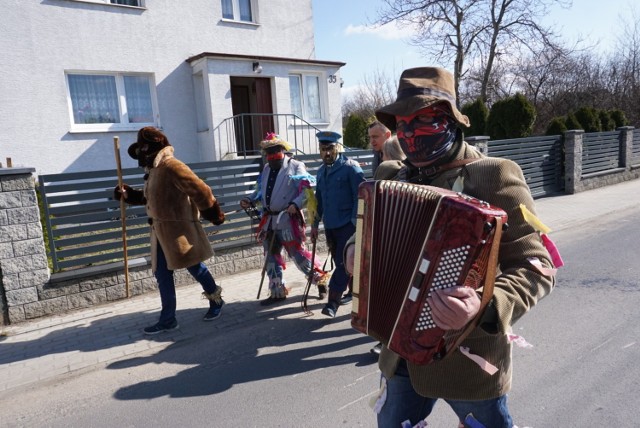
[239,0,252,21]
[111,0,139,6]
[124,76,153,123]
[289,76,303,118]
[68,75,120,124]
[304,76,322,121]
[221,0,234,19]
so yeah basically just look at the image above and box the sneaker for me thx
[143,319,178,335]
[340,292,353,305]
[260,295,286,306]
[203,299,224,321]
[321,301,339,318]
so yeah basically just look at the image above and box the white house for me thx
[0,0,345,175]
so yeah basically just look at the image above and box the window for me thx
[110,0,141,5]
[221,0,254,22]
[289,74,324,123]
[66,72,157,132]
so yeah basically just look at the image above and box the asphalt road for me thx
[0,206,638,428]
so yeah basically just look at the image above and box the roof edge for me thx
[186,52,345,67]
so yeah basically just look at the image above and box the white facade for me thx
[0,0,344,175]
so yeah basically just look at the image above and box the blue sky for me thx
[312,0,632,96]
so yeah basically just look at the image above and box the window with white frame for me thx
[289,74,324,123]
[66,72,157,132]
[221,0,254,22]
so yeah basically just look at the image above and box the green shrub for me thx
[343,114,369,149]
[486,93,536,139]
[574,107,601,132]
[461,98,488,137]
[598,110,615,131]
[565,112,582,130]
[545,117,567,136]
[609,109,628,128]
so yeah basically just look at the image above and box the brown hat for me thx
[375,67,470,131]
[128,127,170,160]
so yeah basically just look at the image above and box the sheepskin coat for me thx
[144,146,215,272]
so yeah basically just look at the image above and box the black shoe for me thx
[143,319,178,335]
[260,296,286,306]
[321,301,339,318]
[203,299,224,321]
[370,342,382,355]
[340,292,352,305]
[318,284,327,300]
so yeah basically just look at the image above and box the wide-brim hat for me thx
[375,67,470,131]
[260,133,292,152]
[128,126,170,160]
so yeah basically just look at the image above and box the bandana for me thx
[396,106,457,164]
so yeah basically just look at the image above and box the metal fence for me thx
[582,131,621,176]
[38,150,373,272]
[487,135,564,198]
[632,131,640,166]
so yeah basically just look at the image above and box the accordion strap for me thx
[449,216,504,352]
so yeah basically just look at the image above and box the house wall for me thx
[0,0,327,175]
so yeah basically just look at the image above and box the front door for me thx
[230,77,274,156]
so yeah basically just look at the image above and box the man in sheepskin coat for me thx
[115,127,225,334]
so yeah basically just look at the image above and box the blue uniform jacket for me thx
[313,154,365,229]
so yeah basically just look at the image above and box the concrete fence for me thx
[1,128,639,325]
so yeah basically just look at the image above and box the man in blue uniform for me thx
[312,131,366,318]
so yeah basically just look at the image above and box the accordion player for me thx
[351,180,507,365]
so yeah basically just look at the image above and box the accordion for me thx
[351,180,507,365]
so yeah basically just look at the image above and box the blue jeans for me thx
[377,360,513,428]
[155,244,218,324]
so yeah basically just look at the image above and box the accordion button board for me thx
[351,180,507,365]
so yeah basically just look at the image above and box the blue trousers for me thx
[325,222,355,296]
[377,360,513,428]
[155,244,218,324]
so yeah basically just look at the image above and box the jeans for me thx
[325,222,356,296]
[377,360,513,428]
[155,244,218,324]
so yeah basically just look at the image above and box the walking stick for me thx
[256,231,277,299]
[113,136,131,298]
[301,234,317,314]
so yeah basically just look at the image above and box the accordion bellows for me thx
[351,180,507,365]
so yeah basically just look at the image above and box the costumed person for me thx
[114,126,226,335]
[311,131,366,318]
[239,133,330,306]
[345,67,561,427]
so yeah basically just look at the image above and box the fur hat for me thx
[128,127,171,160]
[375,67,470,131]
[259,132,292,152]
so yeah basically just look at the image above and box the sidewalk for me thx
[1,179,638,393]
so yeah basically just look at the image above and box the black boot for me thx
[321,290,342,318]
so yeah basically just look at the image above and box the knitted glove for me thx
[200,200,225,225]
[113,184,146,205]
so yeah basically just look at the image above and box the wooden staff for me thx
[301,234,317,314]
[113,136,130,298]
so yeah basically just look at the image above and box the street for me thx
[0,206,638,427]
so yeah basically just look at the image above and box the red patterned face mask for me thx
[266,152,285,162]
[396,106,457,164]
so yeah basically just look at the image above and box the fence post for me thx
[618,126,634,169]
[564,130,584,194]
[0,168,50,324]
[466,136,490,155]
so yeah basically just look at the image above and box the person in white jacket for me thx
[240,133,329,305]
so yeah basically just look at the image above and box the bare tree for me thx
[376,0,569,102]
[342,68,398,122]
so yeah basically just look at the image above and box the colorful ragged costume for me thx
[243,133,329,305]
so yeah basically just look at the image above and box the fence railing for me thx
[38,150,374,272]
[582,131,621,176]
[632,131,640,166]
[487,135,564,198]
[211,113,322,159]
